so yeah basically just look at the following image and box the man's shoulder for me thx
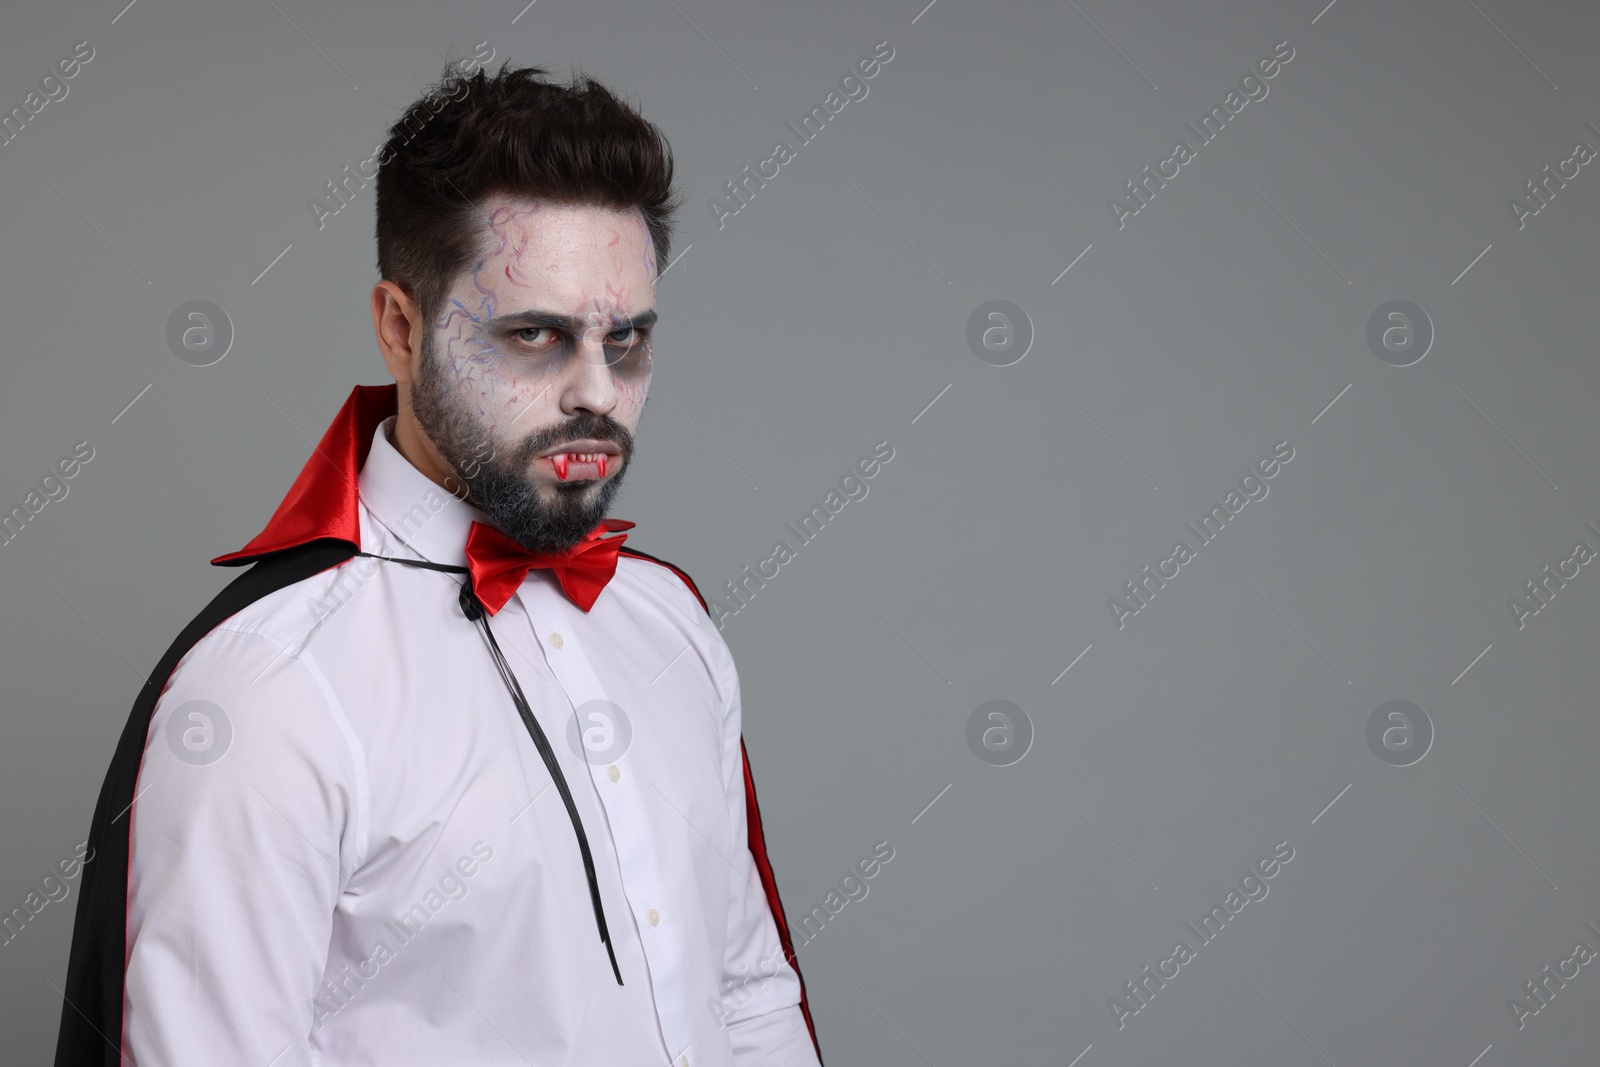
[616,546,712,618]
[175,550,377,673]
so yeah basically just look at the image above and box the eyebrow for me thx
[485,308,658,332]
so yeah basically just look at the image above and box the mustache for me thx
[511,416,634,463]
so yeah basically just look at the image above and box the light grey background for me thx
[3,0,1598,1063]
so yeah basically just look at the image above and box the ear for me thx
[372,280,424,385]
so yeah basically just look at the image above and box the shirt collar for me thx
[212,383,481,569]
[357,415,486,568]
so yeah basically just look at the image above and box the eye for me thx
[606,329,652,372]
[513,327,560,348]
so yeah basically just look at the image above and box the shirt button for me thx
[548,632,564,649]
[678,1057,689,1067]
[606,765,620,782]
[646,908,660,927]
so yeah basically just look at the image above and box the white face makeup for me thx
[410,196,659,552]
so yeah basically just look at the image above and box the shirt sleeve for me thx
[709,630,821,1067]
[123,625,365,1066]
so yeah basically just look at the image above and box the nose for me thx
[559,329,621,417]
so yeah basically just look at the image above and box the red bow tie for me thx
[464,518,635,615]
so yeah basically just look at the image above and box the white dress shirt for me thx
[123,416,820,1066]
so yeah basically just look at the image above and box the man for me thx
[53,63,821,1066]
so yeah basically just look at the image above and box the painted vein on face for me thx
[493,201,549,292]
[640,230,657,281]
[430,203,554,431]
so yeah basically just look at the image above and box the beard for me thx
[410,334,636,555]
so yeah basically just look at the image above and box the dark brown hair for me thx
[376,62,682,328]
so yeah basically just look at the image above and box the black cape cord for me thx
[52,539,629,1065]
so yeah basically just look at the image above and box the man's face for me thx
[411,196,657,554]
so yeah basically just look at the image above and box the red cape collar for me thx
[212,384,398,566]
